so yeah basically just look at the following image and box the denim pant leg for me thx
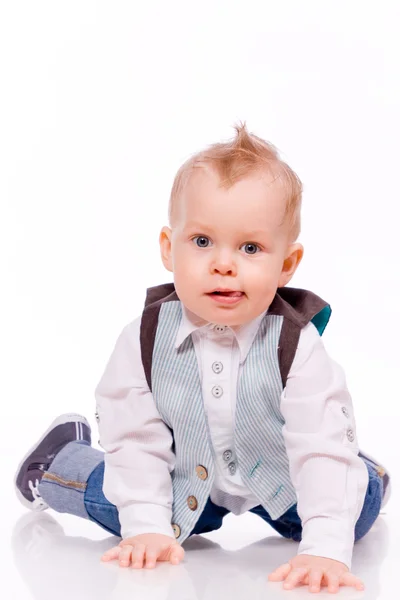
[84,466,230,538]
[188,497,230,536]
[78,463,229,538]
[84,464,230,539]
[249,460,383,543]
[38,441,121,536]
[39,441,228,539]
[84,461,122,536]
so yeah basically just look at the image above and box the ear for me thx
[159,226,173,272]
[278,243,304,287]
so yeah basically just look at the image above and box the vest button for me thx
[172,523,181,538]
[187,496,198,511]
[196,465,208,480]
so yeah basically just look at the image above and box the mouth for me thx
[207,290,244,298]
[206,289,245,306]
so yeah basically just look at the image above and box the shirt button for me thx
[214,325,227,333]
[342,406,349,418]
[223,449,233,462]
[95,411,99,423]
[172,523,181,538]
[228,461,237,475]
[212,361,223,374]
[196,465,208,480]
[347,428,355,442]
[212,385,223,398]
[187,496,198,511]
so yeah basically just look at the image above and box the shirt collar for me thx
[174,304,268,364]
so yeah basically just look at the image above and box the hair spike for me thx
[168,122,302,241]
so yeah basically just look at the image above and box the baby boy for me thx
[15,124,390,594]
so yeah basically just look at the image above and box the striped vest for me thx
[140,283,331,543]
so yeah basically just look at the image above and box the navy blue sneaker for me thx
[14,414,91,511]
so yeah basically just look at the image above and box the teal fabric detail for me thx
[311,305,332,336]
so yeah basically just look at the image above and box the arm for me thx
[280,322,369,570]
[95,316,176,540]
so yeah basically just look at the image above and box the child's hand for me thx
[268,554,365,594]
[101,533,185,569]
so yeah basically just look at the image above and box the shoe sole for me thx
[14,413,91,511]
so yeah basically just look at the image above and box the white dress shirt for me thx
[95,303,369,569]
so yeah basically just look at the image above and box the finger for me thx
[283,567,308,590]
[268,562,292,581]
[131,543,146,569]
[145,548,160,569]
[308,570,324,593]
[101,546,121,562]
[119,544,133,568]
[169,545,184,565]
[341,572,365,591]
[326,573,340,594]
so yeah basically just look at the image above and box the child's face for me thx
[160,167,303,327]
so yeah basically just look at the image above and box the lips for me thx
[209,290,244,297]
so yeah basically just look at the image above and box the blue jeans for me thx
[39,441,383,543]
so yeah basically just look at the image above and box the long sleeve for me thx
[280,323,369,569]
[94,316,176,540]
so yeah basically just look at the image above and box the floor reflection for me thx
[11,512,389,599]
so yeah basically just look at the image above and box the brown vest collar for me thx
[140,283,330,391]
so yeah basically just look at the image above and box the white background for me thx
[1,1,399,598]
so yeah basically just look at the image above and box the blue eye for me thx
[192,237,260,254]
[193,236,210,248]
[242,243,259,255]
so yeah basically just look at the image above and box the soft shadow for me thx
[11,512,389,599]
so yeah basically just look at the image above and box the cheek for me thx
[172,249,201,283]
[242,256,273,278]
[174,244,205,269]
[243,259,282,290]
[174,250,190,271]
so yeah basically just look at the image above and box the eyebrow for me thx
[183,222,268,237]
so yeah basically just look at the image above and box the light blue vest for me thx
[152,300,298,543]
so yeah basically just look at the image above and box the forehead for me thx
[178,166,288,233]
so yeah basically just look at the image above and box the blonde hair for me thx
[168,122,302,241]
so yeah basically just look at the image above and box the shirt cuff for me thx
[297,516,355,570]
[118,503,175,540]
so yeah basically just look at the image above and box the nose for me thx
[210,250,237,276]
